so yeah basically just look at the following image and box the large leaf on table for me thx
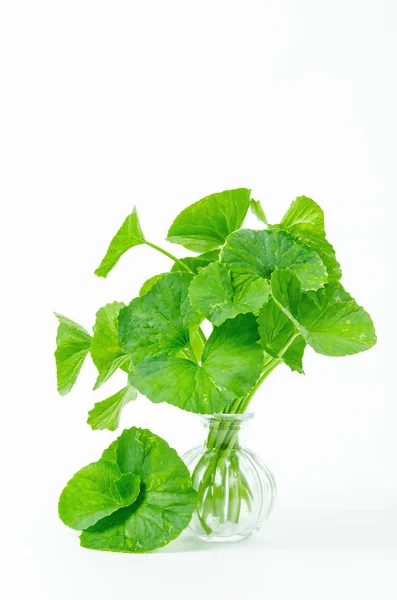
[79,427,197,553]
[87,386,137,431]
[189,261,270,326]
[118,273,202,364]
[58,459,140,531]
[221,228,327,291]
[271,269,376,356]
[91,302,130,390]
[130,314,264,413]
[167,188,251,253]
[54,314,92,395]
[257,297,305,373]
[275,196,341,282]
[95,207,146,278]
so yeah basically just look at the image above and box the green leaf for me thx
[276,196,341,282]
[90,302,130,390]
[130,314,264,413]
[170,250,220,274]
[189,326,205,363]
[119,273,202,364]
[250,199,268,225]
[296,235,341,283]
[167,188,251,253]
[139,273,166,296]
[195,250,221,262]
[271,269,377,356]
[54,313,92,396]
[79,427,197,553]
[280,195,325,236]
[221,228,327,291]
[282,336,306,373]
[59,460,140,531]
[87,386,137,431]
[189,262,270,326]
[95,207,146,278]
[257,297,305,373]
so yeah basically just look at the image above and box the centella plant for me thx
[55,189,376,553]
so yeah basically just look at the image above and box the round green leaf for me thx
[118,273,202,364]
[130,313,264,413]
[59,461,140,531]
[221,228,327,291]
[139,273,166,296]
[189,261,270,326]
[271,269,377,356]
[167,188,251,253]
[276,196,341,282]
[79,428,197,553]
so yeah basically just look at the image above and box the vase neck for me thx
[202,413,254,451]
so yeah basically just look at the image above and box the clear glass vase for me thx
[182,413,276,542]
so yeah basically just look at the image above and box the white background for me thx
[1,1,396,598]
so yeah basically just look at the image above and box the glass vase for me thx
[182,413,276,542]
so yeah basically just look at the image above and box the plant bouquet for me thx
[55,189,376,552]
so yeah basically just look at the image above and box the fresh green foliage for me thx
[280,195,325,236]
[167,188,251,252]
[95,207,146,278]
[130,314,264,413]
[250,198,268,224]
[87,386,137,431]
[273,196,341,282]
[59,427,197,553]
[139,273,166,296]
[188,227,329,327]
[189,261,270,326]
[170,250,220,274]
[271,269,376,356]
[59,459,140,530]
[257,297,306,373]
[54,314,92,395]
[91,302,130,389]
[56,187,376,553]
[221,229,328,291]
[119,273,202,364]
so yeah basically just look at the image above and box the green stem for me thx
[224,354,275,415]
[146,241,193,273]
[197,327,207,346]
[195,323,301,532]
[224,396,244,415]
[236,357,281,414]
[211,331,300,463]
[279,331,300,356]
[181,347,198,364]
[204,356,281,483]
[235,331,300,415]
[195,333,301,532]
